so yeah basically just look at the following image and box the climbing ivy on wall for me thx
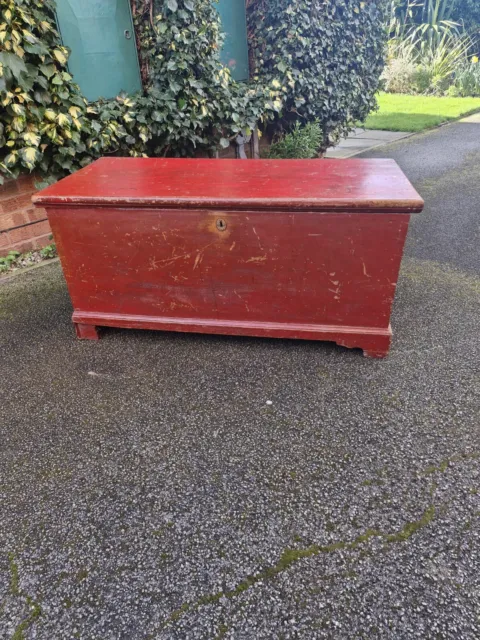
[0,0,388,183]
[247,0,388,146]
[0,0,91,183]
[0,0,279,184]
[124,0,280,156]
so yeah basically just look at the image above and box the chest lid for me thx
[33,157,423,214]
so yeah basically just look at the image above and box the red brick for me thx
[8,233,52,255]
[0,192,34,215]
[0,179,19,197]
[25,207,48,224]
[7,220,51,245]
[0,231,9,249]
[32,233,53,250]
[15,174,36,193]
[1,237,35,255]
[0,210,29,232]
[0,229,53,256]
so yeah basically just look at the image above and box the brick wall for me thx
[0,175,52,256]
[1,153,274,257]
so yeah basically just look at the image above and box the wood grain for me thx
[33,157,424,214]
[34,159,423,357]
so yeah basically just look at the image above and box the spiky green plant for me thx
[389,0,460,47]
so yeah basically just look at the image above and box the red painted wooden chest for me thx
[33,158,423,357]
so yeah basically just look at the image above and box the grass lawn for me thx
[364,92,480,132]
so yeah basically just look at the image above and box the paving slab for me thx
[326,129,411,158]
[0,117,479,639]
[325,143,385,158]
[459,112,480,123]
[352,129,411,141]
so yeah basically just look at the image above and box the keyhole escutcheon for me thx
[216,218,227,231]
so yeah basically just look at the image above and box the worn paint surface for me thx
[33,158,423,357]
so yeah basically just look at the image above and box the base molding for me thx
[72,311,391,358]
[74,322,99,340]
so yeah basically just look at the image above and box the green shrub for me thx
[266,121,323,159]
[451,0,480,49]
[39,243,56,259]
[247,0,388,149]
[382,56,418,93]
[118,0,279,158]
[0,0,94,183]
[411,67,433,93]
[384,27,472,95]
[0,250,20,272]
[0,0,279,184]
[389,0,461,46]
[416,32,472,92]
[1,0,388,182]
[0,0,148,184]
[450,57,480,96]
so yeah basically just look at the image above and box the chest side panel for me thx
[48,207,410,329]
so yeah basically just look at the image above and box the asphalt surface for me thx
[1,117,479,639]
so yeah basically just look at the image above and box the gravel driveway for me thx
[1,117,479,639]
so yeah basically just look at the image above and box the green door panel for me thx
[55,0,142,102]
[217,0,249,82]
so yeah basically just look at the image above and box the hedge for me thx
[247,0,388,147]
[0,0,388,183]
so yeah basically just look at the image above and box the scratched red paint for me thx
[33,158,423,357]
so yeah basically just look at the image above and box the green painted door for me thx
[55,0,142,102]
[217,0,249,82]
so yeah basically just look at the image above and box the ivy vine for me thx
[247,0,388,146]
[0,0,387,184]
[0,0,281,184]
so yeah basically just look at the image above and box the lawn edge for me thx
[363,105,480,133]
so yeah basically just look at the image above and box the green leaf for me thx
[219,137,230,148]
[23,131,41,147]
[0,52,27,80]
[167,0,178,12]
[33,90,51,105]
[39,64,56,79]
[35,75,49,89]
[4,151,18,167]
[11,117,26,133]
[53,49,67,65]
[10,103,25,116]
[20,146,40,167]
[23,42,49,56]
[57,112,71,127]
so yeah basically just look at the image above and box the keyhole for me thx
[216,218,227,231]
[124,29,132,39]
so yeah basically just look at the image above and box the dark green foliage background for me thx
[0,0,277,183]
[1,0,388,183]
[247,0,388,146]
[452,0,480,49]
